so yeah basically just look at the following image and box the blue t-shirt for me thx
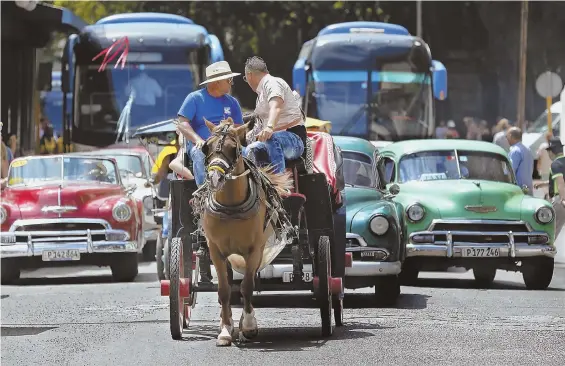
[177,88,243,140]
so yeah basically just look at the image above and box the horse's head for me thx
[202,117,253,191]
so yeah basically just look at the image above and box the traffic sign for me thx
[535,71,563,98]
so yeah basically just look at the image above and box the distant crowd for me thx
[434,116,531,142]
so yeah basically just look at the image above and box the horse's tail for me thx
[258,166,294,195]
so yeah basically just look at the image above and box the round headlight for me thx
[369,215,389,235]
[406,203,425,222]
[0,206,7,225]
[535,206,554,224]
[112,202,132,222]
[143,196,153,212]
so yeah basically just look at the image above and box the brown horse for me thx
[196,117,293,346]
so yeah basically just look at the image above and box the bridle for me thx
[203,124,249,181]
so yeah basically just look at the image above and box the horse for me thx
[194,117,293,346]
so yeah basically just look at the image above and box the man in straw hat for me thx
[174,61,243,287]
[175,60,244,187]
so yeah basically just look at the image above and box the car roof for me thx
[380,139,508,158]
[333,136,376,157]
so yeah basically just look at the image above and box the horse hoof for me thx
[216,337,232,347]
[242,328,258,339]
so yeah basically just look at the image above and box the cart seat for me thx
[285,158,307,174]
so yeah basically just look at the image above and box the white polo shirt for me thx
[254,74,304,130]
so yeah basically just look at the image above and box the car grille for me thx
[14,223,107,243]
[425,221,531,244]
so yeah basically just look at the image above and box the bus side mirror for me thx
[37,62,53,91]
[432,60,447,101]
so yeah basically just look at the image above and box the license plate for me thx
[461,248,500,258]
[282,271,313,283]
[42,249,81,261]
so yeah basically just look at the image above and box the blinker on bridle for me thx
[205,124,243,179]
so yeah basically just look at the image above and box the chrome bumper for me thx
[1,219,137,259]
[408,230,556,259]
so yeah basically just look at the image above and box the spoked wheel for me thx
[156,234,166,281]
[317,235,333,337]
[169,237,187,340]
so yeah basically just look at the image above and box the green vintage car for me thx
[376,139,557,289]
[334,136,405,305]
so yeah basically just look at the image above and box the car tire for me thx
[399,265,419,285]
[522,257,554,290]
[1,259,21,285]
[111,253,139,282]
[374,275,400,307]
[142,239,157,262]
[472,267,497,288]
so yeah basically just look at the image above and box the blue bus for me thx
[293,21,448,141]
[60,13,225,150]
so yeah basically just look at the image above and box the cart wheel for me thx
[332,295,344,327]
[169,237,186,340]
[317,235,333,337]
[156,235,166,281]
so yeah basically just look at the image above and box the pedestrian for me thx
[493,118,511,152]
[241,56,306,173]
[445,120,459,138]
[536,132,553,182]
[435,120,448,139]
[39,124,60,155]
[534,137,565,237]
[507,126,534,195]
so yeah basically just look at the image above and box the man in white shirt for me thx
[125,70,163,106]
[241,56,306,174]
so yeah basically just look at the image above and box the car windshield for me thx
[398,150,514,184]
[106,154,144,178]
[526,109,561,134]
[342,151,374,187]
[8,156,119,187]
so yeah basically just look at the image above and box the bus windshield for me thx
[309,38,432,141]
[75,59,201,134]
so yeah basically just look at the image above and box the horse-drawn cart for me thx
[150,120,348,342]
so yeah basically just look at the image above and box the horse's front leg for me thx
[208,241,235,346]
[239,246,262,340]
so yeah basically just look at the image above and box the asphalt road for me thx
[2,262,565,366]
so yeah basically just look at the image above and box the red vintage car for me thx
[0,154,143,284]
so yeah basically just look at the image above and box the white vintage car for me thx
[77,147,160,260]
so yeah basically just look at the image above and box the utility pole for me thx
[517,0,529,131]
[416,1,422,38]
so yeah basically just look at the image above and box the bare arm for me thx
[169,152,193,180]
[267,97,284,130]
[176,116,204,145]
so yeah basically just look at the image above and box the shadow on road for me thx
[11,272,157,286]
[180,321,391,351]
[229,292,430,310]
[407,275,565,292]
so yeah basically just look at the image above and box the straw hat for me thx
[199,61,241,86]
[305,117,332,133]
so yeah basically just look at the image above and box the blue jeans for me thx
[243,131,304,174]
[186,141,206,186]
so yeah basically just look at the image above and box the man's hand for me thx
[257,126,274,142]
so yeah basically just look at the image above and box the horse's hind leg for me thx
[239,248,262,340]
[208,242,235,346]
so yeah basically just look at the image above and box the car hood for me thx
[394,179,525,221]
[344,186,384,218]
[3,182,123,219]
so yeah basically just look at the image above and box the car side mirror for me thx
[125,184,137,194]
[389,183,400,196]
